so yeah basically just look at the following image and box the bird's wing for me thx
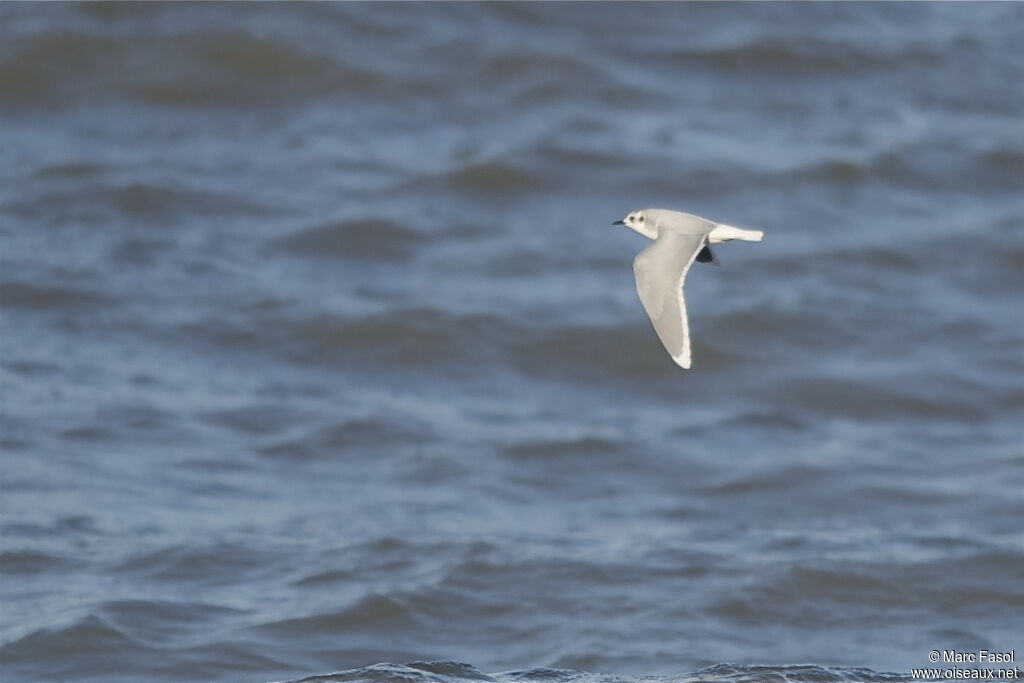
[632,230,707,368]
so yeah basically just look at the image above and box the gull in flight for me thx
[613,209,763,369]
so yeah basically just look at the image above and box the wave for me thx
[177,299,767,380]
[113,542,281,583]
[710,552,1024,628]
[404,161,549,198]
[0,549,71,574]
[773,376,984,421]
[283,308,743,378]
[669,34,941,75]
[276,218,426,262]
[283,661,924,683]
[0,31,122,105]
[0,614,158,679]
[258,416,436,460]
[9,179,267,228]
[0,27,382,108]
[0,280,109,309]
[253,594,418,638]
[133,30,381,107]
[0,606,288,681]
[501,436,624,461]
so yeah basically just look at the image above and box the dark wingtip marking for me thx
[696,245,720,266]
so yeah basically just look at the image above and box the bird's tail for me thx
[708,223,763,243]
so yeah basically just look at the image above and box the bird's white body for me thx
[621,208,763,243]
[615,208,763,369]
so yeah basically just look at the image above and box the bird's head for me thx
[612,210,655,238]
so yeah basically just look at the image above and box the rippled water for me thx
[2,3,1023,683]
[280,661,916,683]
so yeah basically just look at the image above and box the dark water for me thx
[2,3,1023,682]
[283,661,916,683]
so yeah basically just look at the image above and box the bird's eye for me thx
[637,215,644,222]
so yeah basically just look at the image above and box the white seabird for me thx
[613,208,763,369]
